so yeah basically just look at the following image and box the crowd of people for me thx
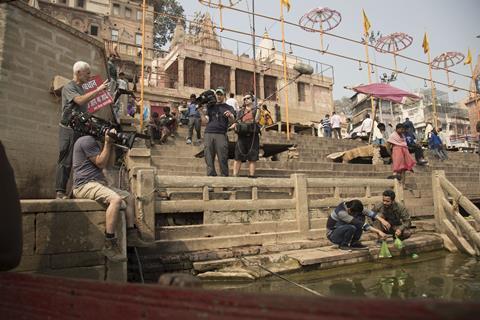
[320,112,452,184]
[54,60,462,262]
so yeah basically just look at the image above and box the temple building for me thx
[34,1,334,125]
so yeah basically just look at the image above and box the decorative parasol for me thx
[353,82,420,104]
[198,0,242,31]
[374,32,413,71]
[431,51,465,88]
[299,7,342,51]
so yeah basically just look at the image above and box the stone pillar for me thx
[205,61,211,89]
[230,67,236,94]
[178,56,185,90]
[136,169,156,241]
[258,74,265,99]
[291,174,310,235]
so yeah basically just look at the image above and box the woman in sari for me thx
[387,123,416,184]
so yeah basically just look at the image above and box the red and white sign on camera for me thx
[81,75,113,113]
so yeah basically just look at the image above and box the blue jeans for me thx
[323,128,332,138]
[328,224,363,246]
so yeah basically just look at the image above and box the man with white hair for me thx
[55,61,108,199]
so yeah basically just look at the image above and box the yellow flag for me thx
[362,9,371,35]
[464,48,472,65]
[281,0,291,12]
[422,32,429,54]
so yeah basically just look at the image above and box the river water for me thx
[202,251,480,301]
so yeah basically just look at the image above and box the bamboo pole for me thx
[426,49,438,129]
[364,46,375,118]
[280,1,290,140]
[469,57,479,117]
[393,52,398,73]
[445,64,451,89]
[139,0,146,131]
[320,22,324,52]
[251,0,257,99]
[219,0,224,31]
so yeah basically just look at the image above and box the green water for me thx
[203,251,480,301]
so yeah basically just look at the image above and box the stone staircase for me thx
[125,124,480,281]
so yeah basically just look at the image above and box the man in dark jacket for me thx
[203,87,235,176]
[327,199,388,250]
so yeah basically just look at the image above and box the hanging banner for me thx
[82,75,113,113]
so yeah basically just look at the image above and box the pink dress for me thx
[388,132,416,173]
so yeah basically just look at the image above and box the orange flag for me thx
[281,0,291,12]
[464,48,472,65]
[362,9,371,36]
[422,32,429,54]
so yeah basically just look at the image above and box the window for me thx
[264,75,277,101]
[136,10,143,20]
[135,33,142,46]
[125,8,132,18]
[297,82,306,102]
[76,0,85,8]
[210,63,230,92]
[59,0,67,4]
[111,29,119,41]
[90,25,99,36]
[112,4,120,16]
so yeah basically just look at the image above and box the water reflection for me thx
[204,252,480,301]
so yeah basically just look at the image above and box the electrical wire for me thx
[125,2,475,95]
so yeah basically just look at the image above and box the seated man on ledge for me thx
[72,130,153,262]
[372,189,412,240]
[327,199,388,250]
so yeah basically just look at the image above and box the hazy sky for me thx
[177,0,479,101]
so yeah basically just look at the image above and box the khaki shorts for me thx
[73,181,130,206]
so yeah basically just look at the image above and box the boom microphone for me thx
[293,62,314,76]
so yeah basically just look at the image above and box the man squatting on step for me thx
[327,199,389,250]
[72,130,153,262]
[372,189,412,240]
[55,61,108,199]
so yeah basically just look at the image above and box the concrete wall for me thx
[13,199,126,281]
[0,2,109,198]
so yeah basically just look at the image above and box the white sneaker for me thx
[186,139,192,144]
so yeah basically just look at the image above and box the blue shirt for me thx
[187,103,200,118]
[205,103,235,134]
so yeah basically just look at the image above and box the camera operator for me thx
[232,94,260,177]
[72,129,153,262]
[55,61,109,199]
[204,88,235,176]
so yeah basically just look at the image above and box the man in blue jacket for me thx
[327,199,388,250]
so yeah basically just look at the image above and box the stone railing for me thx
[432,170,480,256]
[14,200,126,281]
[135,171,402,252]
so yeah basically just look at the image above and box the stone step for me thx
[191,233,443,280]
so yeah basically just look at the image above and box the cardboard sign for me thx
[81,75,113,113]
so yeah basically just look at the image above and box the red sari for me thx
[388,132,416,173]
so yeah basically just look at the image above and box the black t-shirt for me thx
[205,103,235,134]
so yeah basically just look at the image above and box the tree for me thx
[188,11,206,37]
[334,96,353,117]
[152,0,185,50]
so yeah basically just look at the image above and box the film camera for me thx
[194,89,217,107]
[69,111,147,149]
